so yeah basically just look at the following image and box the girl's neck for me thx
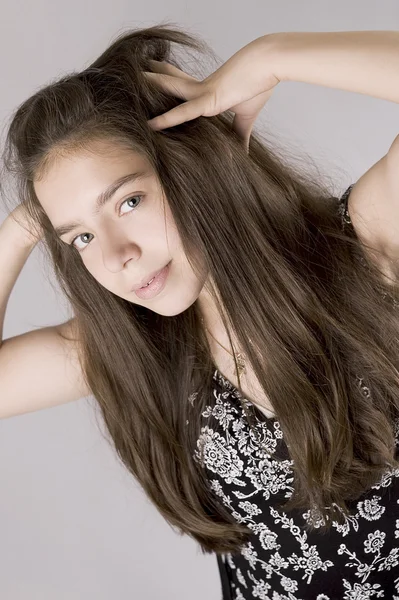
[196,277,241,353]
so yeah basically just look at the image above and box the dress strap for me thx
[337,184,355,228]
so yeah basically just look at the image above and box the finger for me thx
[148,59,199,83]
[147,95,207,131]
[144,71,199,101]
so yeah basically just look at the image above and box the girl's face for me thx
[34,139,208,316]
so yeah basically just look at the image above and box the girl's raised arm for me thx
[0,208,91,419]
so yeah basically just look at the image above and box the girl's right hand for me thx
[8,204,44,247]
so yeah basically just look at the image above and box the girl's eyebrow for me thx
[54,169,149,238]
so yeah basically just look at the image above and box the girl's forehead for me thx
[37,138,151,178]
[35,143,153,190]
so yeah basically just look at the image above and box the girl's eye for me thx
[70,195,143,251]
[119,194,142,215]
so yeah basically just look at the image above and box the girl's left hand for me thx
[144,35,280,152]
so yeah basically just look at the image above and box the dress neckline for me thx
[213,367,278,421]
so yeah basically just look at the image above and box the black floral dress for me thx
[193,186,399,600]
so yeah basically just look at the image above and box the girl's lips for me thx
[133,266,163,291]
[133,261,171,300]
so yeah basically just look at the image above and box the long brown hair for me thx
[1,23,399,555]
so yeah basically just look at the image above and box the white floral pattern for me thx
[194,370,399,599]
[192,187,399,599]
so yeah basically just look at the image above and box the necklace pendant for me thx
[236,352,246,377]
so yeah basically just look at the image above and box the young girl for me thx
[1,24,399,599]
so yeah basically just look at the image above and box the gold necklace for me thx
[201,321,247,386]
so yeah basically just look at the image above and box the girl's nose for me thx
[100,227,141,273]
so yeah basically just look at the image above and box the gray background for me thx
[0,1,398,599]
